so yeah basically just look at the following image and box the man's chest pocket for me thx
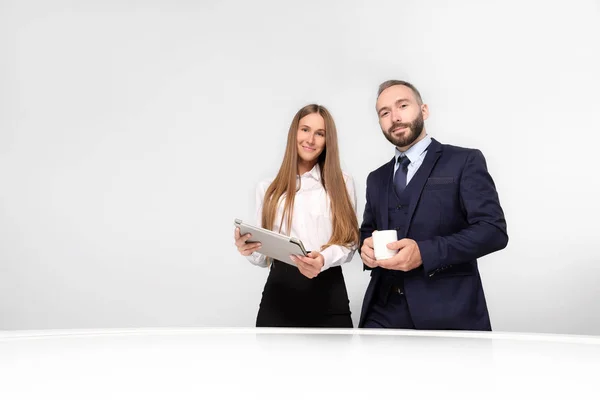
[418,176,461,230]
[423,176,456,190]
[421,177,458,207]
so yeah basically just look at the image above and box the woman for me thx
[233,104,360,328]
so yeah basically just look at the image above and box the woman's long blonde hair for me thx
[261,104,359,252]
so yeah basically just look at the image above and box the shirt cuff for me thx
[319,244,356,272]
[245,252,269,268]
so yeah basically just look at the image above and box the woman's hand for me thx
[234,227,261,256]
[291,251,324,279]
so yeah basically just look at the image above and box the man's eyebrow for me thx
[378,98,412,114]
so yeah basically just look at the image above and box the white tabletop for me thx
[1,327,599,399]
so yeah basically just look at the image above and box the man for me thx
[358,80,508,330]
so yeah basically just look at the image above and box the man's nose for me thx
[391,109,402,122]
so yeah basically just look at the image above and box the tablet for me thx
[234,218,308,266]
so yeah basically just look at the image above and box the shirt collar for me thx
[299,162,321,181]
[395,134,432,164]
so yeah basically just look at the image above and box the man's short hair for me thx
[377,80,423,105]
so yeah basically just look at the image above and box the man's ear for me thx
[421,104,430,121]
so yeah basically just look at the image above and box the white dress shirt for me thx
[245,163,358,272]
[394,134,432,184]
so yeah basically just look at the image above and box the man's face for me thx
[376,85,429,149]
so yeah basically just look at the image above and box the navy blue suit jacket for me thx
[358,138,508,330]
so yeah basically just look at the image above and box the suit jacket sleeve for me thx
[359,172,377,271]
[417,149,508,276]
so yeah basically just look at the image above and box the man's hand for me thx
[360,235,378,268]
[234,227,262,256]
[291,251,324,279]
[377,238,423,272]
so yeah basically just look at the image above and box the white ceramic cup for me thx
[372,230,399,260]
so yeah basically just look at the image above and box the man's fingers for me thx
[360,252,374,264]
[360,246,375,260]
[360,251,378,269]
[361,244,376,261]
[386,241,402,250]
[363,247,376,260]
[387,238,410,250]
[378,252,408,270]
[377,258,391,268]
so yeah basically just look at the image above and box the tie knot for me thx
[398,155,411,169]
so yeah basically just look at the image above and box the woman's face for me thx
[296,112,326,164]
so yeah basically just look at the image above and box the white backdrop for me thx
[1,0,599,335]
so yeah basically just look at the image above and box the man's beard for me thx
[382,111,424,148]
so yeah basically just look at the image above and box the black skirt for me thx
[256,259,353,328]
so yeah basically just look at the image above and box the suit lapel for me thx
[402,138,443,237]
[378,157,396,230]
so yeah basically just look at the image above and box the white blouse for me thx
[245,163,358,272]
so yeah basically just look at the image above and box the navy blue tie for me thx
[394,155,411,195]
